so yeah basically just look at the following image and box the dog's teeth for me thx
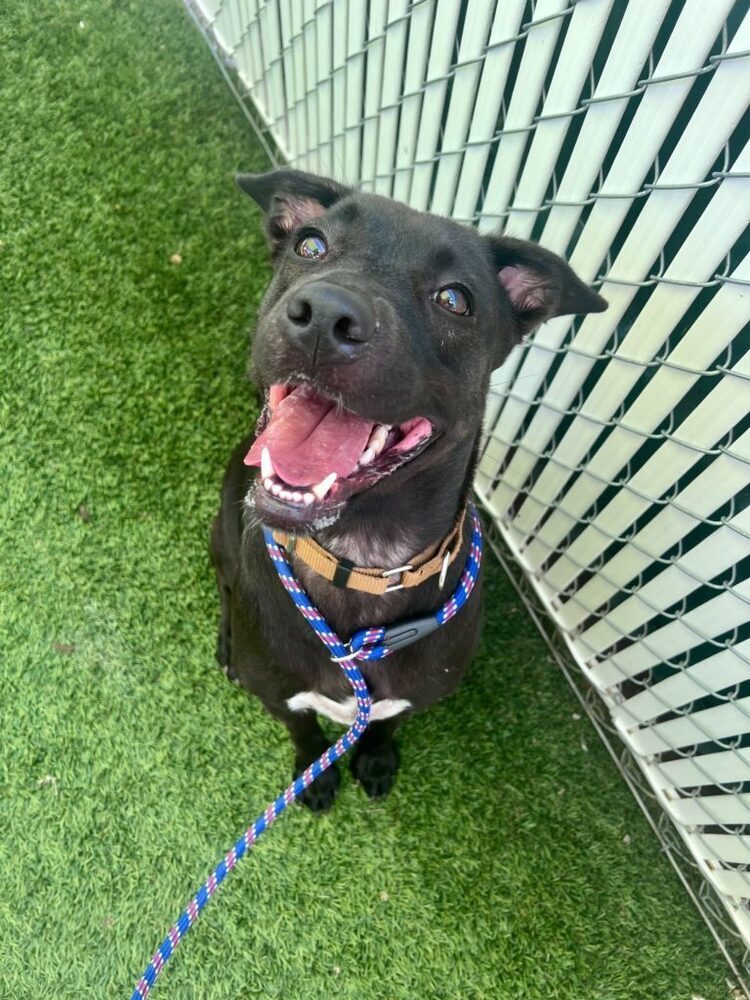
[271,483,282,496]
[368,424,389,456]
[263,478,274,491]
[303,492,314,505]
[312,472,337,501]
[261,447,274,480]
[359,448,375,467]
[292,491,302,503]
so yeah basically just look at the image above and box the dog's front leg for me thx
[273,706,342,813]
[350,717,402,800]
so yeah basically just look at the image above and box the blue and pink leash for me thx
[131,505,483,998]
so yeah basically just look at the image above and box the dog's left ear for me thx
[487,234,607,337]
[236,168,351,251]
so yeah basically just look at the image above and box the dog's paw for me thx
[219,662,240,684]
[296,764,341,813]
[350,742,399,799]
[216,628,240,683]
[215,627,231,666]
[216,657,239,684]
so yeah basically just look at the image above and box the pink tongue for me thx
[244,387,375,487]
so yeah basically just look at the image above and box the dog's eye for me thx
[295,233,327,259]
[435,286,471,315]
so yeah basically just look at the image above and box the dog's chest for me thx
[286,548,420,725]
[250,520,477,723]
[286,690,412,725]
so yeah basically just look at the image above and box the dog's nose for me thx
[284,282,374,363]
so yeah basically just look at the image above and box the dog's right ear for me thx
[236,169,351,251]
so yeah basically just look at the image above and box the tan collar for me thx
[271,507,468,596]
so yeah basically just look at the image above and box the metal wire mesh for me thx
[185,0,750,985]
[484,518,750,992]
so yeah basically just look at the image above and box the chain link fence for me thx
[185,0,750,987]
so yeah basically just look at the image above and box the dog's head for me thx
[238,168,606,532]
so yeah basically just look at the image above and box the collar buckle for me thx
[381,563,414,593]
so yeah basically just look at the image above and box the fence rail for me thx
[186,0,750,985]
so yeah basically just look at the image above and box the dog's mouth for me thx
[244,383,435,520]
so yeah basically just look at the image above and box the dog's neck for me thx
[321,526,418,571]
[250,436,481,634]
[314,435,478,571]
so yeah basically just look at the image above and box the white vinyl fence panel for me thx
[187,0,750,980]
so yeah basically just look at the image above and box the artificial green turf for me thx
[0,2,736,997]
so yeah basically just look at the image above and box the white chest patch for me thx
[286,691,412,726]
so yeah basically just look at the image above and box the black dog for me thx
[212,169,606,811]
